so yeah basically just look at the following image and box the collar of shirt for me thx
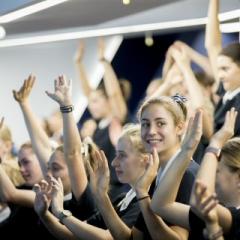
[64,192,72,201]
[98,117,111,129]
[155,149,181,189]
[222,87,240,104]
[117,188,136,211]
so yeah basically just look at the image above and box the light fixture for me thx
[145,33,154,47]
[0,26,6,39]
[0,9,239,47]
[0,0,69,23]
[122,0,131,5]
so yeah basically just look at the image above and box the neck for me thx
[158,145,180,169]
[225,195,240,208]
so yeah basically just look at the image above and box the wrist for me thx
[60,104,74,113]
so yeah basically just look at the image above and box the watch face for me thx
[59,210,72,223]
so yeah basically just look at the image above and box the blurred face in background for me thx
[18,146,43,186]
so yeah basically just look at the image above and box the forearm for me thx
[195,152,218,194]
[186,47,213,77]
[205,0,222,86]
[40,211,78,240]
[102,60,127,122]
[95,193,132,240]
[0,165,34,207]
[182,66,205,108]
[62,109,88,199]
[75,61,92,98]
[62,215,112,240]
[139,197,186,240]
[19,101,51,176]
[151,150,192,207]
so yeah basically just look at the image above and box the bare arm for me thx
[46,76,88,200]
[86,150,132,240]
[98,38,127,123]
[13,75,52,177]
[171,47,214,139]
[75,41,92,98]
[174,41,213,77]
[205,0,222,91]
[0,165,35,207]
[151,110,203,229]
[50,177,114,240]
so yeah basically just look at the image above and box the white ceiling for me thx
[0,0,239,40]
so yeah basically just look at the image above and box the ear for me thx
[176,121,185,137]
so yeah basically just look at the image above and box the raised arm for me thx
[33,181,78,240]
[98,38,128,123]
[74,40,92,98]
[205,0,222,90]
[194,108,237,193]
[13,74,52,178]
[133,149,188,240]
[151,110,203,229]
[171,47,214,139]
[86,149,132,240]
[191,181,224,240]
[50,177,114,240]
[0,165,35,207]
[46,75,88,200]
[174,41,213,77]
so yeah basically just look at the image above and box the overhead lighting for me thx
[122,0,131,5]
[0,26,6,39]
[145,33,154,47]
[220,22,240,33]
[0,0,69,23]
[0,9,239,47]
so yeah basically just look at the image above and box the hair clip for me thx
[171,93,188,103]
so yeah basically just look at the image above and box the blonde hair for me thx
[119,124,146,155]
[0,125,12,142]
[137,96,187,126]
[221,137,240,172]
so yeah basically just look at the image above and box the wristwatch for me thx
[58,210,72,223]
[205,146,221,159]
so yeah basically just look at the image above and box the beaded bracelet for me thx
[60,105,74,113]
[137,195,150,202]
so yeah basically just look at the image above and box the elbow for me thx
[150,201,159,215]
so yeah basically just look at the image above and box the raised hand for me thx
[33,179,52,217]
[210,107,237,148]
[50,177,64,218]
[134,148,159,198]
[85,150,110,198]
[191,180,219,224]
[45,75,72,107]
[13,74,35,104]
[181,109,203,152]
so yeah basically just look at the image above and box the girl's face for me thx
[48,150,71,195]
[111,136,147,186]
[88,90,110,120]
[140,104,183,156]
[215,159,240,206]
[18,147,43,186]
[217,55,240,92]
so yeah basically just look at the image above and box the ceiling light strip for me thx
[0,9,239,47]
[0,0,69,23]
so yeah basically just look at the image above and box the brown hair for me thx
[221,137,240,172]
[137,95,187,125]
[220,43,240,66]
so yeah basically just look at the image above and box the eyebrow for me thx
[141,117,165,121]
